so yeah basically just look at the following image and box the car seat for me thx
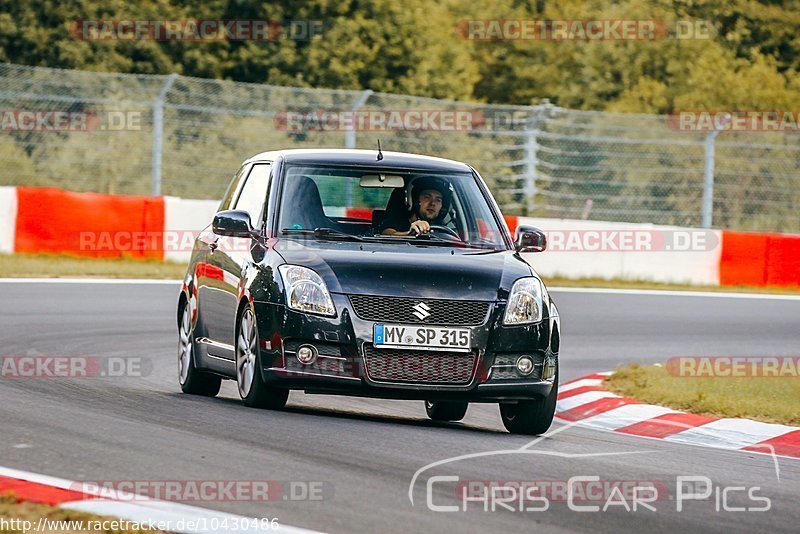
[374,187,410,231]
[282,175,339,230]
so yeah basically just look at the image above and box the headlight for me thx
[503,277,544,325]
[278,265,336,317]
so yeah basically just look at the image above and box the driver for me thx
[381,176,451,236]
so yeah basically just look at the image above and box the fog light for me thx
[516,356,534,376]
[296,345,318,365]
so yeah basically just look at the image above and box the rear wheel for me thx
[425,400,468,422]
[499,377,558,435]
[237,306,289,409]
[178,303,221,396]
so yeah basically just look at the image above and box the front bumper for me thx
[253,294,557,402]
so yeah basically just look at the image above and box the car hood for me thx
[273,239,534,300]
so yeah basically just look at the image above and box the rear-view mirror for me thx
[360,174,405,188]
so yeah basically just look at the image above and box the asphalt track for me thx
[1,281,799,533]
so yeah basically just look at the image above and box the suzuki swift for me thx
[177,149,560,435]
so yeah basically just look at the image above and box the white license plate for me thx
[373,324,471,352]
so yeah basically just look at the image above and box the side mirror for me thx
[515,225,546,253]
[213,210,255,238]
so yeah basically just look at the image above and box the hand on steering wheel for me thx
[408,221,461,241]
[408,220,431,235]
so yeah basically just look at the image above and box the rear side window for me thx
[233,163,272,226]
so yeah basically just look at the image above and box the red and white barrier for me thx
[720,230,800,288]
[163,196,218,263]
[0,186,16,254]
[0,186,798,289]
[13,187,164,259]
[517,217,723,286]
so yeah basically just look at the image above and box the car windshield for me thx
[277,164,509,249]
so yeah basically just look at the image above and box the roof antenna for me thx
[376,139,383,161]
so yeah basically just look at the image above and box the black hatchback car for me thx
[177,149,560,435]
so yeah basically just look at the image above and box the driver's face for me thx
[416,189,443,222]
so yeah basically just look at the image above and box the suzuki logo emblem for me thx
[412,302,431,320]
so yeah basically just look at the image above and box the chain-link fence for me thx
[1,62,798,232]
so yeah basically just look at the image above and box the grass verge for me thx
[605,364,800,426]
[0,493,161,533]
[0,253,185,279]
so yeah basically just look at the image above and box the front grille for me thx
[349,295,491,326]
[363,345,476,384]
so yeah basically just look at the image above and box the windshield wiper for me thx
[281,227,364,241]
[415,234,505,250]
[374,232,476,248]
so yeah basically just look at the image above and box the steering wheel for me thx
[429,225,461,239]
[411,224,462,241]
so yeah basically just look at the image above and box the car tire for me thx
[499,375,558,435]
[236,306,289,410]
[425,400,468,422]
[178,302,222,397]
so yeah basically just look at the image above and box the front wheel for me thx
[178,303,221,396]
[499,379,558,435]
[425,400,468,422]
[236,306,289,409]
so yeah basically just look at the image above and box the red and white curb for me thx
[555,372,800,459]
[0,466,318,533]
